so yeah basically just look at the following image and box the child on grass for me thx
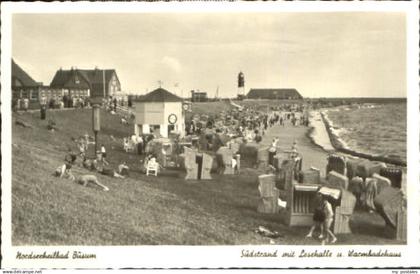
[55,163,75,181]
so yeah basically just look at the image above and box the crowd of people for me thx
[13,93,131,113]
[50,100,343,244]
[12,97,30,112]
[103,96,130,113]
[12,95,92,112]
[54,132,130,191]
[181,103,310,155]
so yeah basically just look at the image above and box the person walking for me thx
[306,192,325,239]
[136,135,144,155]
[268,138,278,166]
[322,196,337,244]
[63,95,68,108]
[290,140,299,159]
[16,98,22,111]
[113,97,117,112]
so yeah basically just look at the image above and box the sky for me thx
[12,12,406,98]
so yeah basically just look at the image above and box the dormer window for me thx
[75,75,80,84]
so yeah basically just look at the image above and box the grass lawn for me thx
[11,106,403,245]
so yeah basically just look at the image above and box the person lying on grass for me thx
[98,166,125,179]
[74,174,109,191]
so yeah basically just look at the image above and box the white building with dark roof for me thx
[133,88,186,138]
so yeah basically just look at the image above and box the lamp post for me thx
[92,104,101,157]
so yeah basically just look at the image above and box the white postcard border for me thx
[1,1,419,269]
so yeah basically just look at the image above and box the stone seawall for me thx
[306,111,335,152]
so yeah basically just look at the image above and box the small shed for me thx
[133,88,185,138]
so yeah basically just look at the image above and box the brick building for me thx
[50,67,121,98]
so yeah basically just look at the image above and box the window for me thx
[12,90,20,99]
[30,89,39,100]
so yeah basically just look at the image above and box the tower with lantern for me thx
[237,71,245,100]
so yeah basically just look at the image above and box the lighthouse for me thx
[237,71,245,100]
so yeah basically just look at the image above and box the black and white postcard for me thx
[1,1,419,269]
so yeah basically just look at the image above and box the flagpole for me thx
[103,69,105,98]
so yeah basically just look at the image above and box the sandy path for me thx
[261,120,330,176]
[260,116,407,192]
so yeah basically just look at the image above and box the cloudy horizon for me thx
[12,12,406,98]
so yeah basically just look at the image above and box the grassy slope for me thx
[188,101,233,119]
[12,106,402,245]
[12,108,279,245]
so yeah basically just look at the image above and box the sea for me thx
[323,103,406,162]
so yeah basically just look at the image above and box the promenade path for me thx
[259,116,407,191]
[260,120,330,175]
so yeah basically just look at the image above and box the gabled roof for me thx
[12,59,39,87]
[50,68,118,89]
[247,88,303,99]
[192,91,207,95]
[50,69,90,89]
[135,88,183,103]
[78,69,118,85]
